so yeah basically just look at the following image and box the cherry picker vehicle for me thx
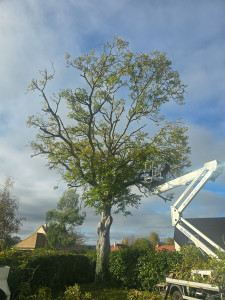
[147,160,224,300]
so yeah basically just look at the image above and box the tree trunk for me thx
[95,206,113,283]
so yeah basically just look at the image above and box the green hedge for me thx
[109,248,182,291]
[137,248,181,290]
[1,246,222,297]
[0,249,95,297]
[109,248,143,288]
[109,246,225,291]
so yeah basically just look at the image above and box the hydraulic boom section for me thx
[153,160,224,257]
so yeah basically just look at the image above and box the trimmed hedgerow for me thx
[0,249,95,297]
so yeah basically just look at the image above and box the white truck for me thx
[149,160,224,300]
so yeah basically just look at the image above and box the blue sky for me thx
[0,0,225,244]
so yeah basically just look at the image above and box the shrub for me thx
[137,249,181,291]
[86,249,97,265]
[109,248,145,288]
[64,284,92,299]
[0,249,95,297]
[208,250,225,290]
[20,286,53,300]
[0,249,30,294]
[172,245,209,280]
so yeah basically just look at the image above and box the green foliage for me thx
[64,284,92,299]
[86,249,97,265]
[3,246,224,298]
[208,250,225,290]
[137,249,181,291]
[127,289,163,300]
[0,249,95,297]
[27,35,190,281]
[109,247,182,291]
[133,237,151,250]
[172,245,209,280]
[27,36,190,216]
[46,189,86,250]
[20,286,53,300]
[0,177,23,250]
[149,232,160,247]
[167,246,225,291]
[109,248,146,288]
[18,283,166,300]
[121,236,129,246]
[165,237,174,245]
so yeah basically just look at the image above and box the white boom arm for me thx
[153,160,224,257]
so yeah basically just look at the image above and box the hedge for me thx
[0,249,95,297]
[109,246,225,291]
[110,247,182,291]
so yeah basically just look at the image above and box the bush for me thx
[109,247,182,290]
[64,284,92,299]
[109,248,146,288]
[137,249,181,291]
[25,250,94,290]
[209,250,225,290]
[172,245,209,280]
[0,249,95,297]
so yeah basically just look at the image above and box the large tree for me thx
[27,37,190,282]
[0,177,23,250]
[46,189,86,250]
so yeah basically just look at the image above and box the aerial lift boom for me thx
[151,160,225,299]
[153,160,224,258]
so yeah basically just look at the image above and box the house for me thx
[155,245,175,252]
[110,242,128,251]
[13,225,47,250]
[174,217,225,251]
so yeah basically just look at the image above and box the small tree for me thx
[46,189,86,250]
[166,237,174,245]
[149,232,160,247]
[27,36,190,281]
[0,177,23,250]
[121,237,129,246]
[134,237,151,250]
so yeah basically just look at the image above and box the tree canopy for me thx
[166,237,174,245]
[149,232,160,247]
[27,36,190,281]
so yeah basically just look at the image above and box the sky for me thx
[0,0,225,245]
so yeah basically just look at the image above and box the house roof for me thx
[155,245,175,252]
[174,217,225,251]
[14,225,47,250]
[110,243,128,251]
